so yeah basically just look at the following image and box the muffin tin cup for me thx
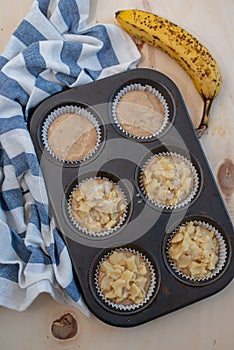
[139,152,200,210]
[165,220,228,285]
[93,247,157,312]
[67,176,128,238]
[112,83,170,140]
[41,105,102,164]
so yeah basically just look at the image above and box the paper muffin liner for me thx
[139,152,200,210]
[41,105,101,164]
[94,247,157,312]
[165,220,228,284]
[112,83,169,140]
[67,177,128,238]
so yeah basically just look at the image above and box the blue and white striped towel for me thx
[0,0,140,314]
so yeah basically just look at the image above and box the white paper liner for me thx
[94,247,157,311]
[139,152,199,210]
[67,177,128,237]
[112,83,169,140]
[165,220,228,283]
[41,105,101,164]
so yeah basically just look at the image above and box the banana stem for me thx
[196,98,213,138]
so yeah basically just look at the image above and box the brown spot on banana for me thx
[152,34,160,41]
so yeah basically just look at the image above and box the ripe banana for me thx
[115,9,222,134]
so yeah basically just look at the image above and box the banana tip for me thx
[115,11,120,18]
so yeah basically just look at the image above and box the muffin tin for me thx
[28,68,234,327]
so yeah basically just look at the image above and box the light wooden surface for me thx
[0,1,233,349]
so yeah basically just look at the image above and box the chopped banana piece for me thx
[135,276,147,289]
[138,264,147,275]
[122,270,134,289]
[100,276,112,292]
[126,256,137,272]
[109,251,125,265]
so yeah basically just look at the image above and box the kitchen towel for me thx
[0,0,140,313]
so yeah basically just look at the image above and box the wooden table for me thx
[0,1,233,349]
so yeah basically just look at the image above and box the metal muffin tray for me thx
[29,68,234,327]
